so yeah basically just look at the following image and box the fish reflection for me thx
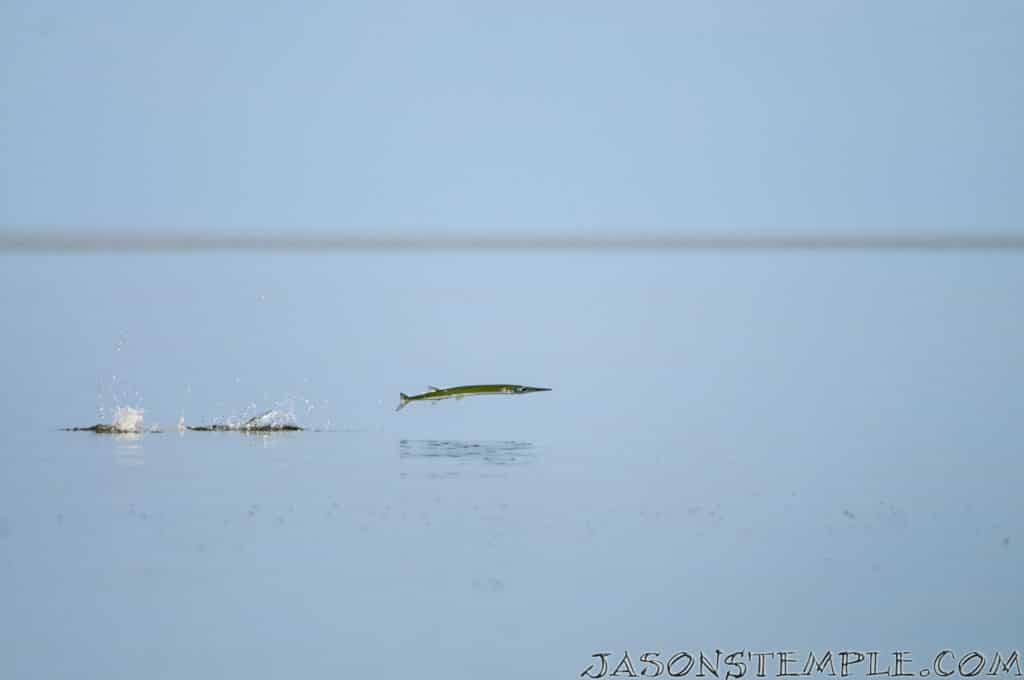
[399,440,535,476]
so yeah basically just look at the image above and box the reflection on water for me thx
[113,432,144,467]
[399,440,535,478]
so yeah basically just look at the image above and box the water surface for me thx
[1,253,1021,678]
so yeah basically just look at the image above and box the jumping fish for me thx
[396,384,551,411]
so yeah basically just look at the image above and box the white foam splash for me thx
[242,409,296,429]
[111,406,144,433]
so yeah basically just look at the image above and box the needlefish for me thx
[395,384,551,411]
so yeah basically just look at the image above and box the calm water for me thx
[1,253,1021,679]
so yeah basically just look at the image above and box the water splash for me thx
[244,409,295,429]
[65,405,145,433]
[111,406,144,433]
[186,406,302,432]
[96,369,144,426]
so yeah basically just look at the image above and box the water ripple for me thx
[399,439,535,469]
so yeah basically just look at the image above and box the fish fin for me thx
[455,395,464,400]
[428,385,441,391]
[395,393,410,412]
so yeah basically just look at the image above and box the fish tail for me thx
[395,393,410,412]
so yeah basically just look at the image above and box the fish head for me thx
[514,385,551,394]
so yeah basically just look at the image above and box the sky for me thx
[2,0,1023,236]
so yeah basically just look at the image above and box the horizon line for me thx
[3,231,1024,252]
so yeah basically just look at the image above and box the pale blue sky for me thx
[2,0,1022,234]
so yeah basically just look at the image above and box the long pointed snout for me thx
[522,386,552,393]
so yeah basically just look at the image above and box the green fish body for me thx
[396,384,551,411]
